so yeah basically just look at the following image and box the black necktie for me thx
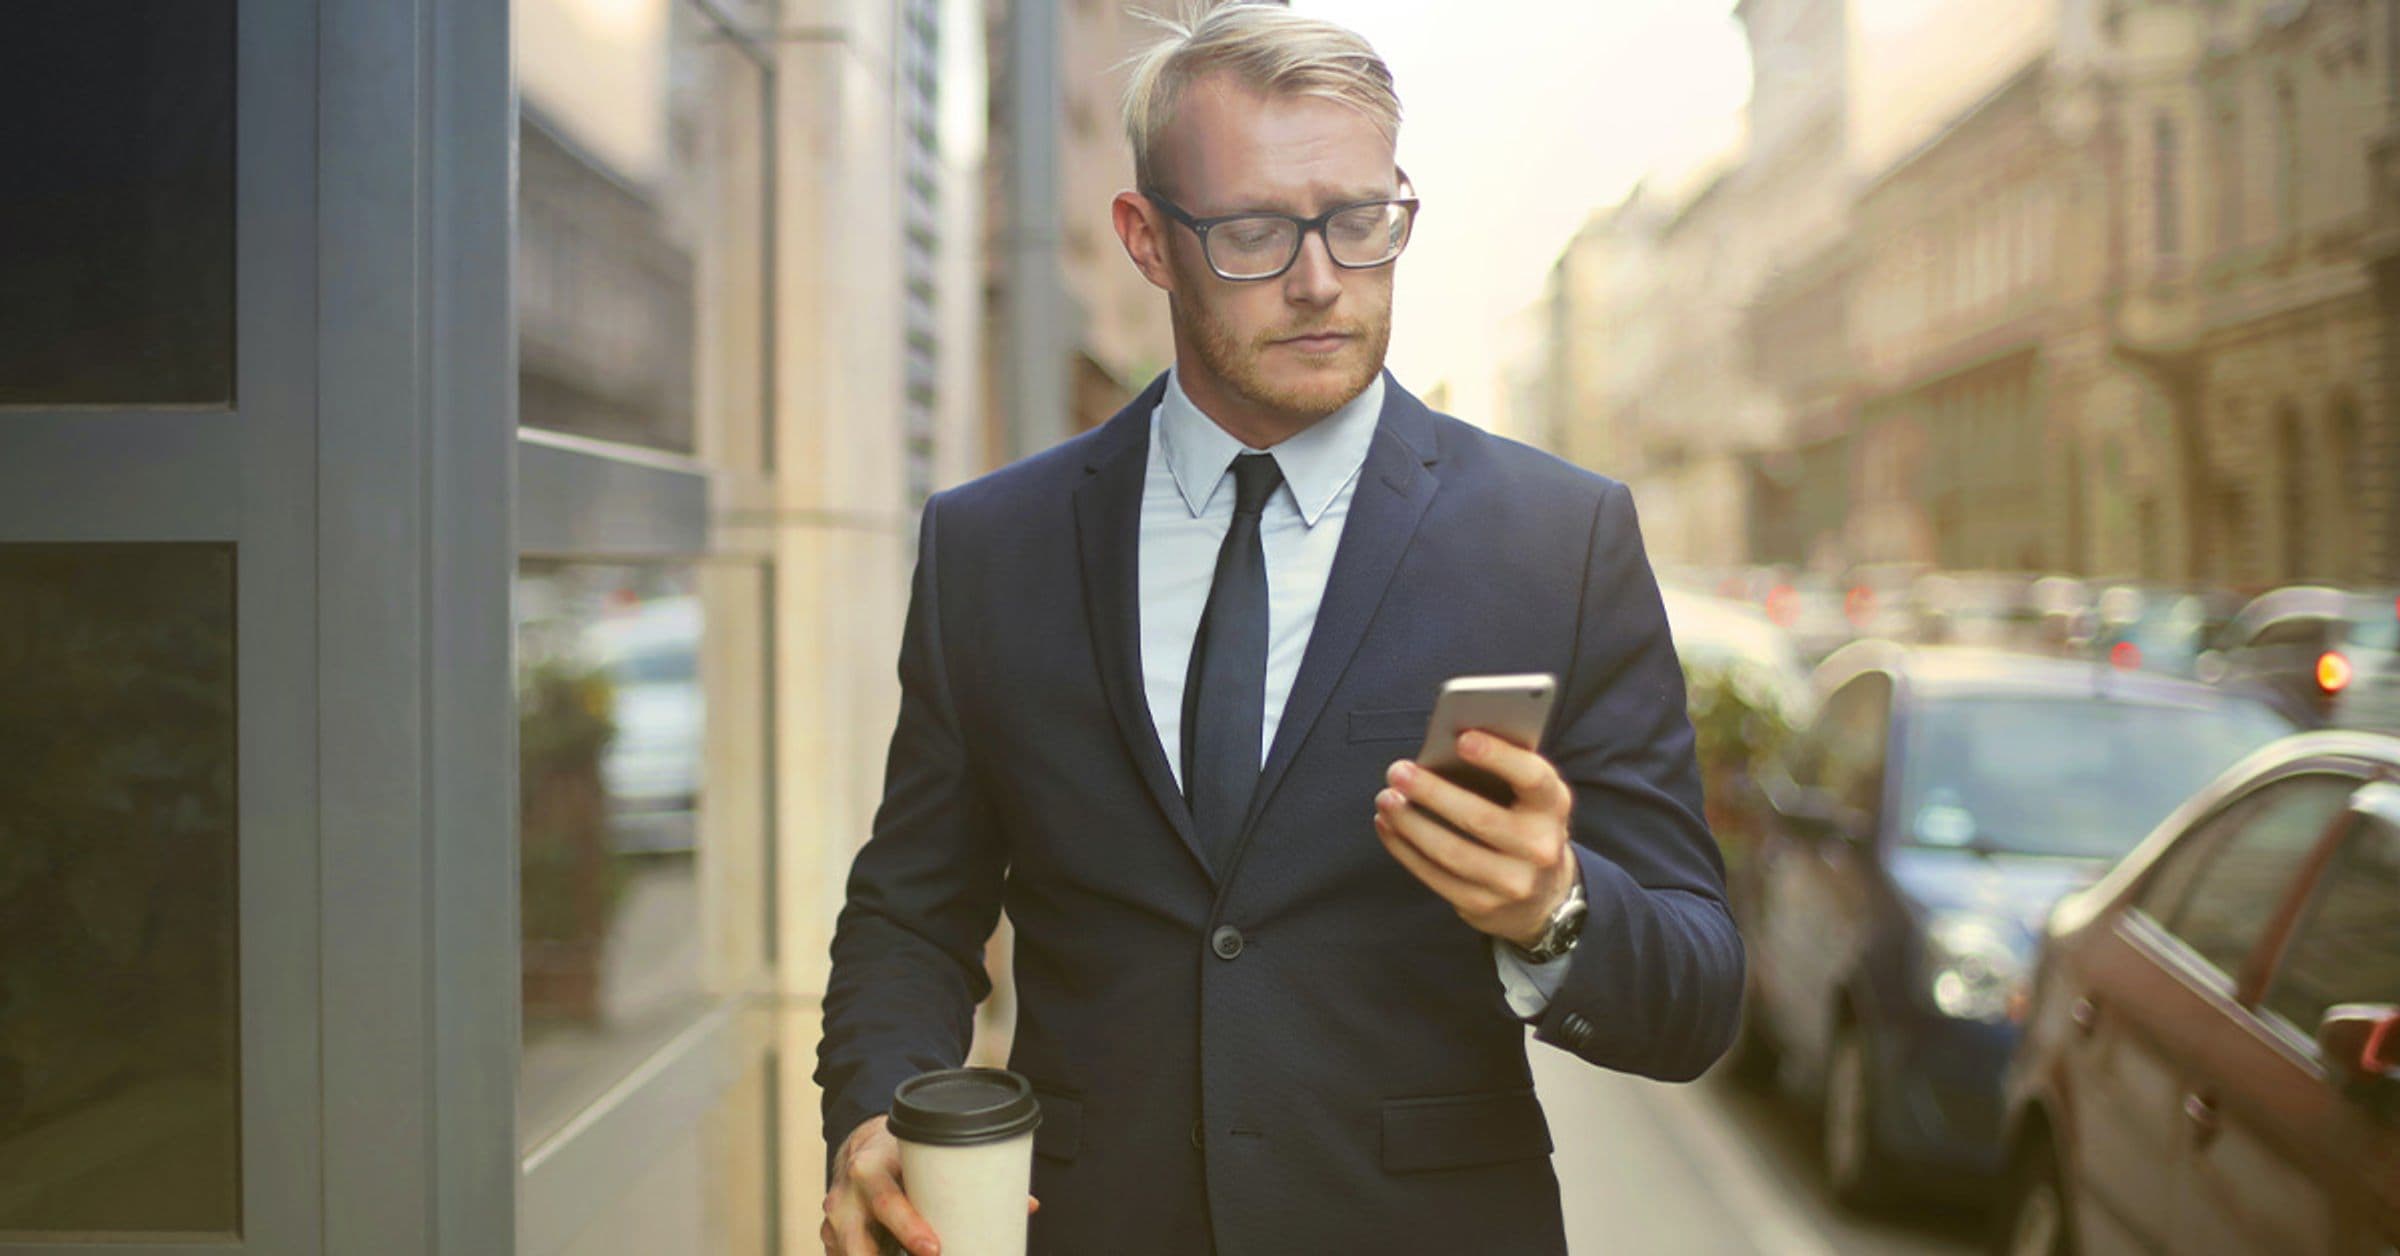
[1182,452,1285,873]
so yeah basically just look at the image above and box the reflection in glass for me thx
[0,544,239,1236]
[0,5,235,405]
[517,561,710,1145]
[515,0,770,464]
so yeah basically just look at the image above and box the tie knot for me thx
[1229,453,1283,517]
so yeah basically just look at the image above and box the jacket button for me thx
[1210,925,1244,960]
[1190,1119,1205,1149]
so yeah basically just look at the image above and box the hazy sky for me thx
[1287,0,2041,426]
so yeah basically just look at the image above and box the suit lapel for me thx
[1071,374,1215,882]
[1224,377,1443,882]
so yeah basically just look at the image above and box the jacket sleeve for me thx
[1526,479,1745,1081]
[812,491,1009,1173]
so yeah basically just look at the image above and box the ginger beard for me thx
[1165,251,1394,427]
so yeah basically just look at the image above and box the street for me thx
[1531,1030,1985,1256]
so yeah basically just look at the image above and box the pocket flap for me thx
[1031,1089,1082,1163]
[1348,706,1433,743]
[1380,1087,1552,1174]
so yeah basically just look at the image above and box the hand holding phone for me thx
[1412,673,1557,807]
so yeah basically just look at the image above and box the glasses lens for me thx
[1205,216,1300,279]
[1326,202,1412,267]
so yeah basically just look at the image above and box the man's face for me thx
[1141,76,1400,429]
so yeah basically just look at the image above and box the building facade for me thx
[2087,0,2393,588]
[983,0,1183,461]
[0,0,991,1250]
[1577,0,2400,591]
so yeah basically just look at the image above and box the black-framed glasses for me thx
[1144,177,1420,282]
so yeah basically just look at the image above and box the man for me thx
[816,4,1743,1252]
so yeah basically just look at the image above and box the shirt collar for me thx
[1157,367,1385,528]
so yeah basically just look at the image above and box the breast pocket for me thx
[1379,1086,1553,1174]
[1347,706,1433,744]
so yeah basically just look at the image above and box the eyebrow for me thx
[1214,184,1400,216]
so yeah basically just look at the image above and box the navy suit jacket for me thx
[815,373,1744,1254]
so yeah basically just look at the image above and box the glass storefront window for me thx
[0,544,239,1236]
[517,560,713,1145]
[0,4,235,406]
[516,0,770,467]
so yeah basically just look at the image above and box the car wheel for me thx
[1822,1019,1889,1207]
[1992,1132,2074,1256]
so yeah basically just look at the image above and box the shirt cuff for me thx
[1493,934,1574,1020]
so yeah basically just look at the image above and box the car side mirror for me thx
[2315,1003,2400,1107]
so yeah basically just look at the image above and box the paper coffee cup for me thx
[889,1067,1043,1256]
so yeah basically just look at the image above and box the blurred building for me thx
[1532,192,1671,486]
[984,0,1185,460]
[1528,0,1853,568]
[2084,0,2392,588]
[1545,0,2400,591]
[1848,56,2079,571]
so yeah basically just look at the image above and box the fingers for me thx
[1454,731,1573,818]
[863,1173,938,1256]
[1372,792,1516,898]
[1373,807,1491,913]
[821,1203,879,1256]
[1385,759,1522,851]
[825,1120,940,1256]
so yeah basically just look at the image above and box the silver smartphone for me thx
[1413,672,1558,806]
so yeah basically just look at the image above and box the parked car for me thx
[2203,587,2400,731]
[1734,642,2295,1205]
[2086,583,2242,680]
[1910,571,2058,652]
[1996,731,2400,1256]
[1661,589,1810,725]
[1839,561,1935,643]
[1772,574,1858,666]
[584,593,703,855]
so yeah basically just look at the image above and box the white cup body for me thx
[895,1129,1034,1256]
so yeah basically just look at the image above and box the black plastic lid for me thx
[888,1068,1043,1147]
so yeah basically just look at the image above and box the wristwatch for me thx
[1504,872,1588,964]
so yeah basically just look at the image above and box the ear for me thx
[1112,190,1176,293]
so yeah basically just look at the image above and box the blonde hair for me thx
[1120,1,1400,193]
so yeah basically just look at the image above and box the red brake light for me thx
[1845,586,1875,626]
[1765,584,1798,626]
[2109,641,2142,670]
[2369,1014,2399,1074]
[2317,651,2354,694]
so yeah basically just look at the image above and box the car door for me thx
[2068,772,2359,1254]
[2177,783,2400,1256]
[1757,671,1891,1072]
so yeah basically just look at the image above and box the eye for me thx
[1221,222,1285,250]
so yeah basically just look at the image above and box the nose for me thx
[1281,227,1342,307]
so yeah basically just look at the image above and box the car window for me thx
[2261,807,2400,1037]
[2249,618,2333,652]
[2342,606,2399,653]
[1893,695,2290,859]
[1806,672,1891,821]
[2144,774,2357,980]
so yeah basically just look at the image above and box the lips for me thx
[1276,331,1354,352]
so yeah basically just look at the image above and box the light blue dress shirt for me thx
[1136,368,1572,1020]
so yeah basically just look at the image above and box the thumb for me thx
[1027,1195,1041,1214]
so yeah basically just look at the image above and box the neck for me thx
[1173,364,1322,450]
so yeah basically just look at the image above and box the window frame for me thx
[2128,767,2364,1002]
